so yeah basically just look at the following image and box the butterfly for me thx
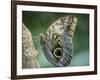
[40,16,77,67]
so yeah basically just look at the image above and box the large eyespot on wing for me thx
[53,47,63,59]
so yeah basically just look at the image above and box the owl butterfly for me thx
[40,16,77,67]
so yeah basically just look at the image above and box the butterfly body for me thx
[40,16,77,67]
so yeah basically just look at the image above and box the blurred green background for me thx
[22,11,89,68]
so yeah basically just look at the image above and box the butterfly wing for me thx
[40,16,77,67]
